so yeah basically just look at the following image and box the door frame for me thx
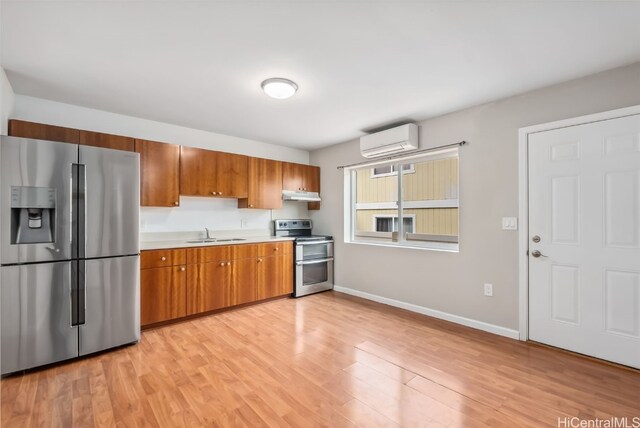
[517,104,640,341]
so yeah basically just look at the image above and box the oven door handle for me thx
[296,257,334,266]
[296,240,334,246]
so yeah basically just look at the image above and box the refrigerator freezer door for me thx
[79,255,140,356]
[79,146,139,259]
[0,137,77,265]
[0,261,78,375]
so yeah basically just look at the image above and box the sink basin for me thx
[185,238,246,243]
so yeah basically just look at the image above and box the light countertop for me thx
[139,228,295,250]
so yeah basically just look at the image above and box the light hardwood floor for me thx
[2,291,639,427]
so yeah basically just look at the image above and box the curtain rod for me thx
[336,140,467,170]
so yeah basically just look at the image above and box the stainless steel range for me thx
[273,219,333,297]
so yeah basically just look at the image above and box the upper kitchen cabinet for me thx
[79,130,134,151]
[238,157,283,209]
[180,147,248,198]
[8,119,80,144]
[282,162,320,192]
[283,162,321,210]
[135,139,181,207]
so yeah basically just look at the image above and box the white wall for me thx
[10,95,310,232]
[310,61,640,332]
[0,68,15,135]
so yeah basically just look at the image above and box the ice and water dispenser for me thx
[10,186,56,244]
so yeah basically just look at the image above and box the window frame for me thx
[370,163,416,178]
[345,148,459,252]
[372,214,416,234]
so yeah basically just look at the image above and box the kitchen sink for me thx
[185,238,246,243]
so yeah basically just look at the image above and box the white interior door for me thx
[528,113,640,369]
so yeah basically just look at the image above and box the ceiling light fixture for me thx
[261,78,298,99]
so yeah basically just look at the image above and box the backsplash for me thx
[140,196,308,232]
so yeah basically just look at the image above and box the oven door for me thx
[295,241,333,262]
[294,257,334,297]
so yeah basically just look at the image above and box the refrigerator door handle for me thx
[78,260,86,325]
[71,164,78,259]
[77,164,87,260]
[70,261,77,326]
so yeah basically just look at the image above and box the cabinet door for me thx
[257,253,293,300]
[188,261,230,314]
[180,146,219,197]
[140,265,187,326]
[135,139,181,207]
[303,165,320,192]
[8,119,79,144]
[230,258,256,305]
[80,130,134,151]
[217,152,248,198]
[282,162,304,191]
[238,157,282,209]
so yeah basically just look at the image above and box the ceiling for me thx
[2,1,640,150]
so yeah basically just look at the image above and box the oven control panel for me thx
[274,219,312,230]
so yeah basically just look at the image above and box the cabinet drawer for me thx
[141,249,186,269]
[257,241,293,256]
[187,245,231,264]
[231,244,257,260]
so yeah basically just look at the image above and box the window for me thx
[347,149,459,251]
[373,215,415,233]
[371,163,414,178]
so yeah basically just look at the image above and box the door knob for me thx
[531,250,547,258]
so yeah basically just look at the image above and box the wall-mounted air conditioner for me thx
[360,123,419,158]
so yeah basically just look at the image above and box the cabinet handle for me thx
[211,191,217,195]
[180,267,186,271]
[249,204,253,208]
[161,256,166,261]
[303,188,307,191]
[219,192,223,196]
[174,201,179,205]
[257,258,262,263]
[227,261,231,266]
[219,262,225,267]
[274,247,279,251]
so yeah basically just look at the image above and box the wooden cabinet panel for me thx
[256,241,293,257]
[135,139,181,207]
[8,119,79,144]
[257,253,293,300]
[282,162,304,191]
[304,165,320,193]
[231,258,256,305]
[140,265,187,326]
[230,244,257,260]
[181,147,248,198]
[216,152,248,198]
[188,260,230,315]
[180,146,218,197]
[238,157,282,209]
[80,130,134,151]
[141,249,186,269]
[187,246,231,265]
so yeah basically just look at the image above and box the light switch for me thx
[502,217,518,230]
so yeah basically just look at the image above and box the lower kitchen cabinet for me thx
[140,264,187,326]
[143,241,294,326]
[257,253,293,300]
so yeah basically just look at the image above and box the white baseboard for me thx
[333,285,520,340]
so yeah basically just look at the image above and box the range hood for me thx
[282,190,321,202]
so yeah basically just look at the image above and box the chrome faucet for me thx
[205,228,214,240]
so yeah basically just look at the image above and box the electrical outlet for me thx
[241,218,249,229]
[484,283,493,297]
[502,217,518,230]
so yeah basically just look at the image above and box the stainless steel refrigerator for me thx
[0,136,140,375]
